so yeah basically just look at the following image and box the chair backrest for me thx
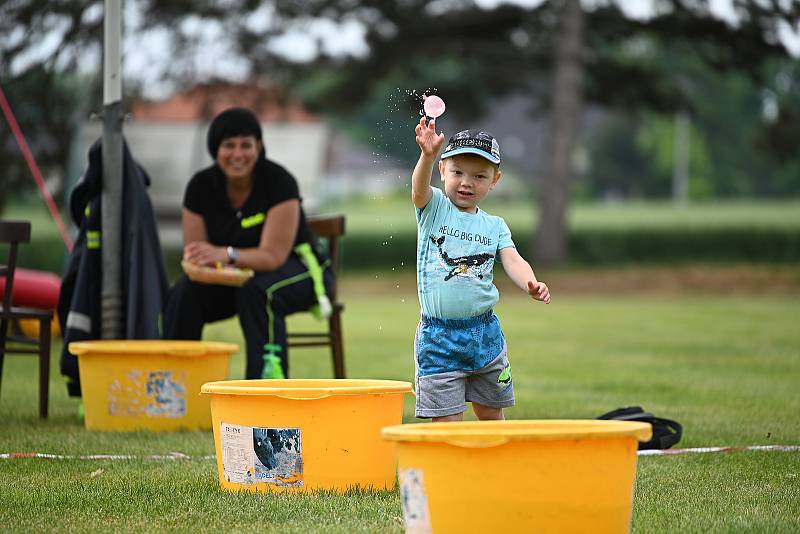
[306,214,345,302]
[0,220,32,311]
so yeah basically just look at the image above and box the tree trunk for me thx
[534,0,584,266]
[672,109,690,204]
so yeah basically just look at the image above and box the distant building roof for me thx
[131,80,320,123]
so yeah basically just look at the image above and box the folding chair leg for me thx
[330,312,345,379]
[38,318,51,419]
[0,317,7,398]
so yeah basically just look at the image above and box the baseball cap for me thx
[441,129,501,164]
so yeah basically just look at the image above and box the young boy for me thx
[412,116,551,422]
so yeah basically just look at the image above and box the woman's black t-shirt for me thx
[183,158,313,249]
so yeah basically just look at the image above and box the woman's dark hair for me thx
[206,107,264,158]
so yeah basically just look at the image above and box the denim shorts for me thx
[414,310,514,418]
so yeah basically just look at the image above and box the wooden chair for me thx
[288,214,346,378]
[0,220,54,418]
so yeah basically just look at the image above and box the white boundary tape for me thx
[639,445,800,456]
[0,452,215,460]
[1,445,798,461]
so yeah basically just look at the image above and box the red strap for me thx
[0,84,74,252]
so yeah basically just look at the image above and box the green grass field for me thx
[1,275,799,532]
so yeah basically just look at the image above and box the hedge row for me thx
[568,227,800,264]
[335,227,800,270]
[7,226,799,278]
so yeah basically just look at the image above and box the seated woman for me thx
[163,107,332,379]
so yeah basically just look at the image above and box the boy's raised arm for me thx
[412,117,445,209]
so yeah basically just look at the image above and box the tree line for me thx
[1,0,798,263]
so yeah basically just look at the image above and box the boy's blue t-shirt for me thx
[416,187,515,319]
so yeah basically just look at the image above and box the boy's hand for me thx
[527,280,551,304]
[415,116,445,157]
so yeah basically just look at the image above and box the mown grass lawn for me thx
[1,275,798,533]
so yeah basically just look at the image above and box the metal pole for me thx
[101,0,124,339]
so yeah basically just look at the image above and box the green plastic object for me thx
[261,349,285,379]
[295,242,332,320]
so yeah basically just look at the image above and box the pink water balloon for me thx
[423,95,446,118]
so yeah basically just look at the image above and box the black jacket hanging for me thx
[57,137,168,397]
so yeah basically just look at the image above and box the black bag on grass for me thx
[597,406,683,450]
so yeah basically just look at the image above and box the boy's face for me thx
[439,154,502,213]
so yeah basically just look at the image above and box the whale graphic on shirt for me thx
[430,235,494,281]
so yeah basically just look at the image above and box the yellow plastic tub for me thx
[69,340,237,431]
[201,379,413,492]
[382,420,652,534]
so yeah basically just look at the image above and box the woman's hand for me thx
[182,208,223,266]
[415,116,445,157]
[184,241,226,266]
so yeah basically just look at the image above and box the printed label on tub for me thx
[220,423,303,487]
[399,468,432,534]
[107,370,186,418]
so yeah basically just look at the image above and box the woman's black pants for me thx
[163,256,332,378]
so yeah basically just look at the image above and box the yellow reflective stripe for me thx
[87,230,101,249]
[241,213,265,229]
[84,205,91,217]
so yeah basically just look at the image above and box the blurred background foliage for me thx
[1,0,799,266]
[581,55,800,200]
